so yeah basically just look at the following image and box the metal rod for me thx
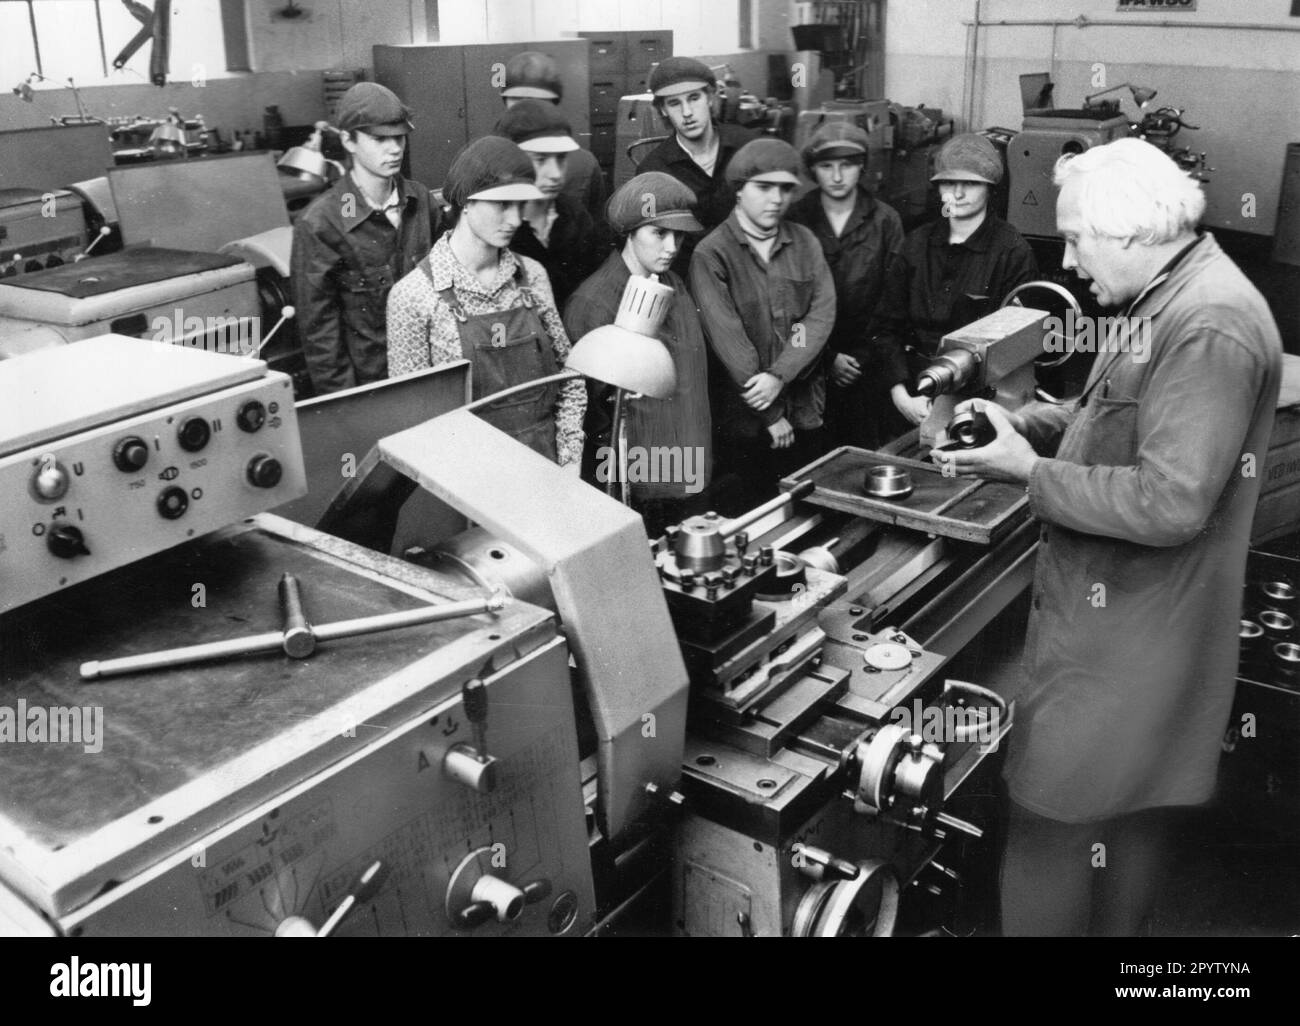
[279,572,315,658]
[719,478,815,540]
[81,592,508,681]
[962,16,1300,31]
[81,629,289,680]
[607,386,624,499]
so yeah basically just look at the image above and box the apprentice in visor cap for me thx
[290,82,445,395]
[788,123,904,449]
[635,56,757,275]
[564,172,713,534]
[690,139,835,512]
[865,132,1036,438]
[494,100,605,309]
[500,51,608,226]
[928,138,1282,936]
[387,136,584,465]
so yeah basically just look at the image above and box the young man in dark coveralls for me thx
[291,82,444,395]
[634,57,756,276]
[866,133,1036,439]
[690,139,835,513]
[788,122,904,449]
[931,139,1282,935]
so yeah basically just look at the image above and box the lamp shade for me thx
[1130,85,1157,108]
[566,275,678,399]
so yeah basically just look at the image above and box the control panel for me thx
[0,188,89,278]
[0,335,306,614]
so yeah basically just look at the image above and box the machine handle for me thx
[1000,280,1082,370]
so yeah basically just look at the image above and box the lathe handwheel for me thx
[1001,280,1082,370]
[791,859,900,937]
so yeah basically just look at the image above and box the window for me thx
[3,0,229,86]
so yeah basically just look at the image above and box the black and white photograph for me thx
[0,0,1295,996]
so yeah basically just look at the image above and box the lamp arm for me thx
[460,369,582,413]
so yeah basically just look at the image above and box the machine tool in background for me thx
[1006,74,1212,239]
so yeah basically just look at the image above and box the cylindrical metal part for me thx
[1260,580,1297,609]
[278,572,315,658]
[718,479,814,539]
[428,527,553,611]
[1259,609,1295,640]
[311,595,506,642]
[81,629,287,680]
[915,347,980,398]
[470,875,526,922]
[443,745,497,793]
[614,274,675,335]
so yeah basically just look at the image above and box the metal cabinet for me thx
[374,40,592,190]
[577,30,672,171]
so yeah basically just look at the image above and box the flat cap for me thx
[336,82,413,136]
[649,57,715,98]
[931,132,1003,184]
[725,138,802,186]
[502,51,563,100]
[803,122,871,167]
[607,172,703,233]
[493,100,579,153]
[444,136,546,206]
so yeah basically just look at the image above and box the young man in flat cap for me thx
[788,122,904,450]
[564,171,713,534]
[291,82,444,395]
[494,100,604,309]
[866,132,1036,437]
[499,51,607,225]
[690,139,835,512]
[387,136,584,466]
[636,57,756,275]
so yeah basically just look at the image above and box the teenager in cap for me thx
[494,100,604,308]
[788,122,904,449]
[635,57,756,275]
[387,136,584,464]
[500,51,607,225]
[564,172,713,534]
[291,82,444,394]
[866,132,1036,437]
[690,139,835,512]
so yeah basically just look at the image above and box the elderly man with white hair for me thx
[931,138,1282,935]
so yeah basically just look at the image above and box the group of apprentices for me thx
[288,54,1285,938]
[291,55,1037,526]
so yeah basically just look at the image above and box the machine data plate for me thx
[781,446,1029,545]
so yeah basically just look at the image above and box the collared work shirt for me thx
[1006,233,1282,822]
[510,194,606,310]
[385,235,585,466]
[690,212,835,435]
[290,173,444,394]
[787,185,904,365]
[867,212,1037,389]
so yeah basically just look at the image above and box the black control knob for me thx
[113,435,150,472]
[246,454,283,489]
[47,524,90,559]
[236,400,267,433]
[157,486,189,519]
[177,417,211,453]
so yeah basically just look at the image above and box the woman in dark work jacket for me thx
[564,172,713,536]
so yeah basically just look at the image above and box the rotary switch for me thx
[246,454,283,488]
[47,524,90,559]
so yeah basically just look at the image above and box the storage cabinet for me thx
[577,30,672,172]
[374,41,592,190]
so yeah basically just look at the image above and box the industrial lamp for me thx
[277,120,345,185]
[463,275,678,503]
[1083,82,1157,110]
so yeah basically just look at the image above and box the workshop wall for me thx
[885,0,1300,235]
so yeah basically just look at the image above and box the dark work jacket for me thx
[635,122,757,277]
[866,212,1037,390]
[563,253,712,502]
[510,193,606,311]
[787,185,904,366]
[291,172,444,394]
